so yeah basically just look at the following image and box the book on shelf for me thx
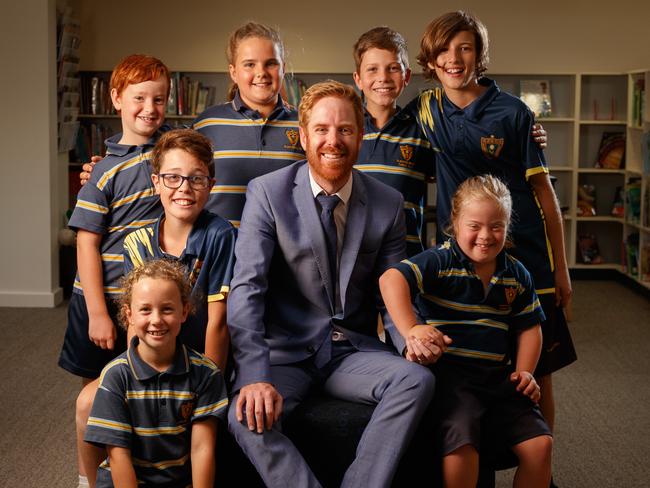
[640,243,650,282]
[519,80,552,118]
[642,131,650,175]
[632,78,645,127]
[595,131,625,169]
[625,179,641,224]
[611,186,624,218]
[623,233,639,276]
[577,184,597,217]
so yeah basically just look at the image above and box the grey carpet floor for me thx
[0,280,648,487]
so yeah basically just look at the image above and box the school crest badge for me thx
[504,287,517,305]
[480,135,504,159]
[286,128,300,147]
[399,145,413,162]
[179,400,194,423]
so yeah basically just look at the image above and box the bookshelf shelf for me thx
[576,216,624,223]
[579,120,627,125]
[577,168,626,174]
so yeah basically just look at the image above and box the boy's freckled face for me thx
[111,75,168,145]
[152,148,213,224]
[126,278,188,359]
[429,30,478,92]
[353,48,410,113]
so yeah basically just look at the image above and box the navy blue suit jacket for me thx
[227,161,407,390]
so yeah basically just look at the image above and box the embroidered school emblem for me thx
[286,128,300,147]
[480,135,504,159]
[504,287,517,305]
[179,400,194,423]
[187,259,203,289]
[399,145,413,162]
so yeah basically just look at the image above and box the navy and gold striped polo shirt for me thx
[193,92,304,228]
[392,239,545,365]
[123,210,236,352]
[69,132,164,296]
[356,107,436,256]
[85,337,228,487]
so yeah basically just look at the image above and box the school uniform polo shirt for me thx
[122,210,237,352]
[192,92,304,228]
[416,79,555,293]
[355,107,436,256]
[392,239,545,365]
[85,337,228,488]
[69,132,163,296]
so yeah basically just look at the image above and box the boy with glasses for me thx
[123,128,236,371]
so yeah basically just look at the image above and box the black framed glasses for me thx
[158,173,212,190]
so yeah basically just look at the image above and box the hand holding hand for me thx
[236,382,283,434]
[405,325,452,365]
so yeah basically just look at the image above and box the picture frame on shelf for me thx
[520,80,552,118]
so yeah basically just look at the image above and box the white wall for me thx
[0,0,63,307]
[78,0,650,73]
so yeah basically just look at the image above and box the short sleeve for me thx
[68,180,111,235]
[190,356,229,422]
[84,361,133,449]
[509,261,546,332]
[206,226,237,302]
[391,249,442,298]
[517,106,548,181]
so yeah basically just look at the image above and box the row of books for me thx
[282,75,308,108]
[167,73,217,117]
[74,123,113,163]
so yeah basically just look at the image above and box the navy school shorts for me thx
[431,360,551,457]
[58,293,127,379]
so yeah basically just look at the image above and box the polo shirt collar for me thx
[363,106,409,131]
[441,77,500,122]
[152,210,209,260]
[448,237,508,274]
[231,90,287,117]
[104,131,160,157]
[127,336,190,381]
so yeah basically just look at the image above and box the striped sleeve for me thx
[391,248,441,297]
[85,360,133,449]
[68,179,112,235]
[508,260,546,331]
[517,105,548,180]
[189,353,228,422]
[206,226,237,302]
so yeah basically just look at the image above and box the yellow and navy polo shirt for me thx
[193,92,304,228]
[85,337,228,487]
[416,78,555,293]
[392,239,545,366]
[355,106,436,256]
[123,210,236,352]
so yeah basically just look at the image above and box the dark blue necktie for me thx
[316,193,340,298]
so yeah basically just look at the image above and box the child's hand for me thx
[88,313,117,350]
[532,123,547,149]
[554,265,573,308]
[510,370,541,403]
[405,325,452,365]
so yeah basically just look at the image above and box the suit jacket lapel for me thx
[339,171,367,311]
[294,163,336,311]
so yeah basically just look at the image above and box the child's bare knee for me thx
[76,382,99,424]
